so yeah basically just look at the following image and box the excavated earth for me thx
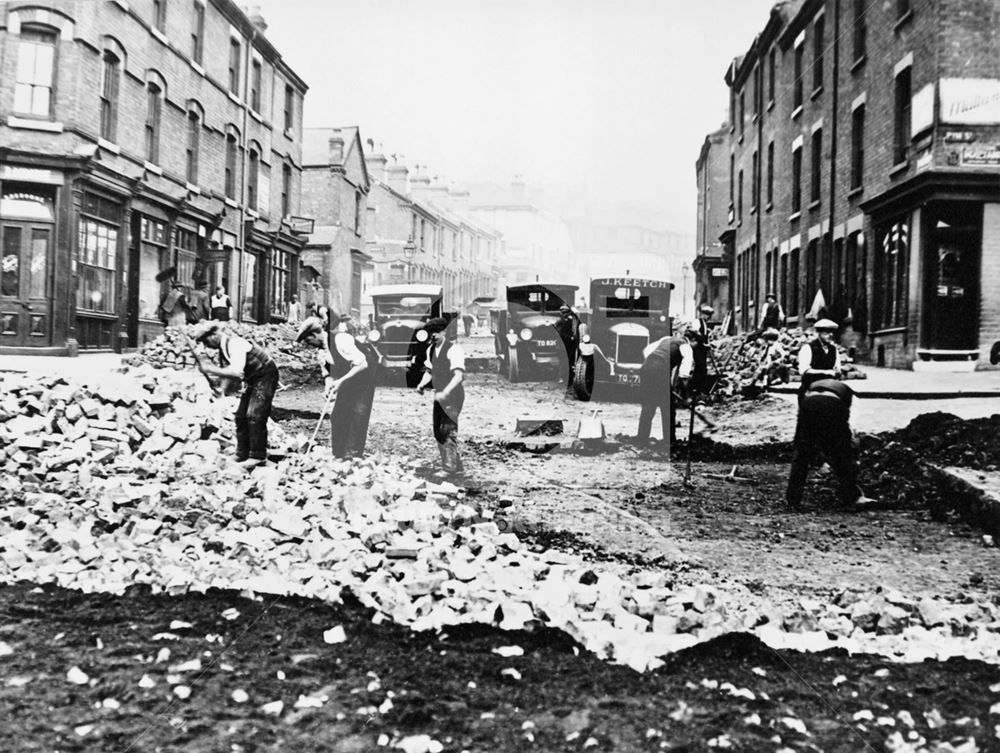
[5,364,1000,752]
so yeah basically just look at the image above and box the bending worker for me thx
[327,313,375,459]
[636,329,695,445]
[797,318,840,403]
[787,378,875,510]
[193,322,279,468]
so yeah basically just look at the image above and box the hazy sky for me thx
[256,0,777,236]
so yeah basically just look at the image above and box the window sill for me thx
[847,185,863,199]
[808,199,821,211]
[765,202,773,213]
[184,182,201,195]
[872,326,907,337]
[246,209,260,219]
[8,116,63,133]
[284,128,294,140]
[190,60,206,77]
[791,105,803,121]
[112,0,129,10]
[224,197,239,208]
[894,10,913,33]
[851,55,866,74]
[889,161,909,178]
[76,311,118,320]
[767,99,775,112]
[811,86,824,101]
[97,138,120,154]
[151,27,169,46]
[249,109,263,123]
[752,114,760,125]
[227,91,241,104]
[750,206,757,216]
[143,161,163,176]
[789,211,801,223]
[738,134,744,145]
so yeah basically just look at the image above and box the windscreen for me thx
[375,296,434,318]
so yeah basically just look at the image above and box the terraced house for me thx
[0,0,309,355]
[710,0,1000,370]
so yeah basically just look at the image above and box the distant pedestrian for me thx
[210,285,233,321]
[462,311,475,337]
[187,279,211,324]
[416,317,465,478]
[287,294,302,325]
[787,378,875,510]
[691,305,713,393]
[193,322,279,469]
[328,313,376,458]
[635,329,695,445]
[159,280,190,328]
[758,293,785,332]
[797,318,841,404]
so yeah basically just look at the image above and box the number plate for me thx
[535,339,556,347]
[617,374,640,385]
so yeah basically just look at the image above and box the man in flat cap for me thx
[192,322,279,468]
[416,316,466,478]
[797,318,841,404]
[554,303,580,395]
[326,312,376,458]
[691,304,714,394]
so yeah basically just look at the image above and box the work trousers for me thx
[786,393,862,507]
[432,388,465,473]
[559,338,577,387]
[330,376,376,459]
[637,358,672,443]
[692,343,709,394]
[235,365,279,461]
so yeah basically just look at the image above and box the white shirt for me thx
[798,339,841,376]
[644,336,693,380]
[333,331,367,369]
[425,341,466,372]
[220,335,252,375]
[287,301,302,324]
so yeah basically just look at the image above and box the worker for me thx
[635,329,695,446]
[691,305,713,393]
[327,313,375,459]
[193,322,279,468]
[758,293,785,332]
[158,280,190,328]
[187,279,211,324]
[553,304,580,394]
[797,318,840,404]
[787,378,876,510]
[416,316,466,478]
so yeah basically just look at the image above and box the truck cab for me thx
[367,284,443,387]
[493,283,578,383]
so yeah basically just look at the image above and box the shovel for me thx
[303,385,338,452]
[578,408,605,440]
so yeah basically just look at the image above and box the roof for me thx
[303,127,359,166]
[366,284,443,298]
[507,282,579,293]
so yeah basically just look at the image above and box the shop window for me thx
[269,248,290,318]
[77,217,119,314]
[137,217,167,320]
[100,50,120,142]
[14,26,58,117]
[242,252,258,321]
[874,221,908,329]
[173,226,199,291]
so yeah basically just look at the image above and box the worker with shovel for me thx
[786,378,876,511]
[416,317,466,479]
[635,328,696,446]
[327,313,376,459]
[191,322,279,469]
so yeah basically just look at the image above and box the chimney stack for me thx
[246,5,268,33]
[386,156,409,194]
[365,141,388,182]
[328,132,344,164]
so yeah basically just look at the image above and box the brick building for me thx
[300,126,371,317]
[714,0,1000,369]
[362,146,501,315]
[693,125,732,322]
[0,0,309,354]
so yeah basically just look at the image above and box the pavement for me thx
[769,365,1000,398]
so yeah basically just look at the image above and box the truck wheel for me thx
[572,355,594,401]
[507,347,522,383]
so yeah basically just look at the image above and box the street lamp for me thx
[681,261,690,317]
[402,236,416,283]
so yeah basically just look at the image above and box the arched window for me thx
[186,104,202,184]
[100,49,121,142]
[14,25,58,117]
[145,81,163,163]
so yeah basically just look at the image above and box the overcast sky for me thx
[255,0,777,236]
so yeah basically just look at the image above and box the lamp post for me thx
[681,261,690,317]
[403,236,416,283]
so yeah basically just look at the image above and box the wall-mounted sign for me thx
[1,166,63,185]
[711,268,729,277]
[944,131,977,143]
[960,146,1000,166]
[911,83,935,137]
[939,78,1000,125]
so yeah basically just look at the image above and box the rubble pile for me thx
[707,328,865,398]
[2,370,1000,673]
[0,368,295,480]
[123,323,323,375]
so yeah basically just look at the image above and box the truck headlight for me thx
[519,328,533,341]
[415,329,429,342]
[368,330,381,343]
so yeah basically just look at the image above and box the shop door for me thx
[0,223,52,347]
[923,207,981,351]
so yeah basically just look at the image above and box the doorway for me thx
[922,202,981,351]
[0,188,55,348]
